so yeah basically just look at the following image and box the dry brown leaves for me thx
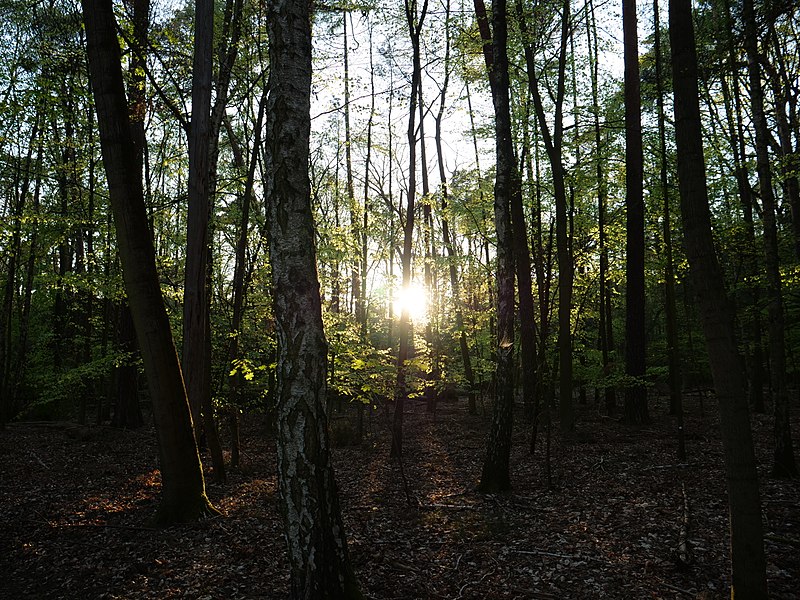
[1,395,798,599]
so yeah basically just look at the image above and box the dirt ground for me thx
[1,394,798,599]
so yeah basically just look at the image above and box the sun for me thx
[393,283,428,323]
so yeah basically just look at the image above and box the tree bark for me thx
[653,0,683,459]
[265,0,362,595]
[623,0,647,424]
[391,0,428,459]
[742,0,797,478]
[82,0,217,525]
[182,0,227,483]
[587,0,615,415]
[668,0,768,595]
[517,0,573,432]
[435,0,476,413]
[719,0,765,414]
[474,0,516,493]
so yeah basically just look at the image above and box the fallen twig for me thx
[420,503,478,511]
[510,548,610,564]
[643,463,691,471]
[658,580,696,597]
[456,569,495,600]
[29,451,50,469]
[673,483,694,569]
[56,522,157,532]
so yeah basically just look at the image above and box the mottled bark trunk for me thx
[265,0,362,596]
[669,0,768,595]
[82,0,216,525]
[475,0,516,493]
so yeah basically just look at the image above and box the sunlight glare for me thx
[393,283,428,323]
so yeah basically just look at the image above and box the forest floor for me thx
[1,393,798,599]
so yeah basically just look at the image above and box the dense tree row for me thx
[0,0,798,596]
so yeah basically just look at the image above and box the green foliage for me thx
[326,309,395,404]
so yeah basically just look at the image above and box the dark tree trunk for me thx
[668,0,768,595]
[265,0,362,595]
[623,0,647,425]
[719,0,765,414]
[391,0,428,459]
[434,1,476,413]
[653,0,683,459]
[226,91,267,468]
[111,305,144,429]
[343,14,362,323]
[474,0,516,493]
[742,0,797,478]
[517,0,573,433]
[182,0,227,483]
[82,0,217,525]
[8,135,43,417]
[587,0,615,415]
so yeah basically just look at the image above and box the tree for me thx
[587,0,616,415]
[742,0,797,478]
[623,0,647,424]
[265,0,362,595]
[653,0,684,459]
[81,0,217,525]
[474,0,517,493]
[391,0,428,459]
[183,0,227,483]
[516,0,574,433]
[435,0,477,415]
[669,0,768,594]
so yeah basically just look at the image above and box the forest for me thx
[0,0,798,597]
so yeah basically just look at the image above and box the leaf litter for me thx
[0,395,797,599]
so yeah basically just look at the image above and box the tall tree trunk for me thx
[509,106,537,425]
[417,63,438,413]
[9,135,43,419]
[473,0,516,493]
[355,19,376,443]
[391,0,428,458]
[517,0,573,432]
[765,24,800,262]
[717,0,766,413]
[669,0,768,595]
[0,116,40,425]
[653,0,683,458]
[82,0,217,525]
[265,0,362,594]
[587,0,615,414]
[343,13,362,320]
[464,77,487,416]
[742,0,797,478]
[623,0,647,424]
[183,0,214,443]
[435,0,476,414]
[226,90,267,468]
